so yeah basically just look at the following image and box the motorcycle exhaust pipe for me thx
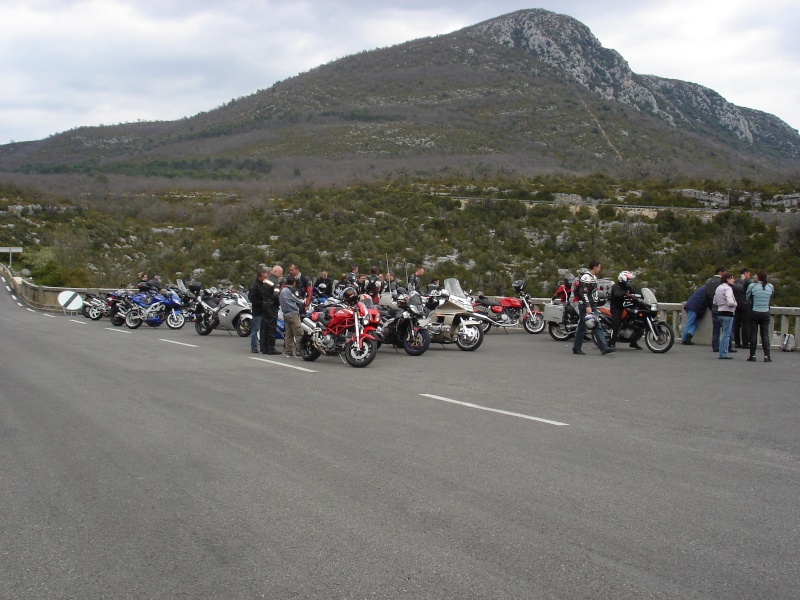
[301,317,318,334]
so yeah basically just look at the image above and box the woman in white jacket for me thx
[713,272,737,359]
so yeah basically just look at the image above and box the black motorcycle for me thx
[374,291,430,356]
[596,288,675,353]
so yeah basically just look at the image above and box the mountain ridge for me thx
[1,9,798,187]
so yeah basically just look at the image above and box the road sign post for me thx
[0,246,22,269]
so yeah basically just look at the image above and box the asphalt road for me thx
[1,278,798,599]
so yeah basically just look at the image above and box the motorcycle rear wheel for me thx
[523,312,545,334]
[343,338,378,367]
[403,328,430,356]
[109,313,125,327]
[547,322,572,341]
[125,310,142,329]
[299,334,320,361]
[645,322,675,353]
[166,311,185,330]
[456,323,484,351]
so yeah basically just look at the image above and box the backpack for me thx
[779,333,796,352]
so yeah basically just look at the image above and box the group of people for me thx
[681,266,775,361]
[247,263,430,357]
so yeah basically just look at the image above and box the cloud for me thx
[1,0,798,144]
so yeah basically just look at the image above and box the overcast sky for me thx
[1,0,799,144]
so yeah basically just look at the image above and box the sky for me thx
[1,0,799,144]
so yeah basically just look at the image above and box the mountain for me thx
[1,9,798,189]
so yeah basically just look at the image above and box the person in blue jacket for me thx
[681,286,707,345]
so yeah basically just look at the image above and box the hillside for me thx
[1,9,798,193]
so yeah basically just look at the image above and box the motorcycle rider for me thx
[572,260,614,356]
[609,270,643,350]
[248,267,270,353]
[407,266,425,293]
[261,265,283,355]
[313,270,334,298]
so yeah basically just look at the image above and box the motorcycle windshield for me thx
[444,278,468,299]
[641,288,658,306]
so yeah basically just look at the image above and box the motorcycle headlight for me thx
[650,304,658,312]
[363,315,370,325]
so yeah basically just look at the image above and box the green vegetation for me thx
[1,175,798,305]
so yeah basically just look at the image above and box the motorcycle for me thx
[473,280,546,334]
[596,287,675,353]
[543,299,583,341]
[299,291,381,367]
[193,285,252,337]
[125,286,186,329]
[374,291,431,356]
[420,278,485,351]
[81,292,106,320]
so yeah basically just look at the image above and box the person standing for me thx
[713,272,737,360]
[572,260,614,356]
[313,270,334,298]
[732,268,751,349]
[681,286,707,345]
[407,266,425,292]
[279,275,305,358]
[248,267,269,353]
[261,265,283,355]
[381,271,398,294]
[704,266,728,354]
[746,270,775,363]
[288,264,312,312]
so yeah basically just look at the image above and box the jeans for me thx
[682,310,699,341]
[250,314,263,351]
[718,314,734,358]
[573,304,609,352]
[711,309,732,353]
[749,311,771,357]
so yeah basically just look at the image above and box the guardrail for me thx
[2,266,796,345]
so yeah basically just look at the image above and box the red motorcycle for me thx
[299,288,381,367]
[472,280,545,334]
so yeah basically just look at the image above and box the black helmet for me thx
[512,280,524,292]
[342,286,358,306]
[593,289,607,304]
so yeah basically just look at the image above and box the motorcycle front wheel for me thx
[235,315,251,337]
[456,323,484,351]
[547,322,572,341]
[195,317,213,335]
[523,312,545,334]
[299,334,320,362]
[88,306,103,320]
[343,338,378,367]
[109,313,125,327]
[166,310,185,330]
[403,327,430,356]
[645,321,675,353]
[125,310,142,329]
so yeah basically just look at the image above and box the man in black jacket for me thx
[313,270,334,298]
[608,270,642,350]
[732,268,751,348]
[261,265,283,355]
[572,260,614,356]
[248,268,269,353]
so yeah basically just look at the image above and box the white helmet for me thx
[584,314,598,329]
[618,270,635,283]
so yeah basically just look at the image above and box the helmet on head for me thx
[342,286,358,306]
[584,314,597,329]
[564,273,575,285]
[618,270,634,283]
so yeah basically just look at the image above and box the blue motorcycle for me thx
[125,287,185,329]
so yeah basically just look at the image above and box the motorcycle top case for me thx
[543,303,565,322]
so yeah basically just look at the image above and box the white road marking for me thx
[43,314,57,318]
[250,356,317,372]
[159,339,198,348]
[17,303,24,307]
[11,295,17,300]
[25,308,35,312]
[70,319,87,325]
[104,327,130,334]
[1,276,6,282]
[419,393,569,426]
[5,286,11,291]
